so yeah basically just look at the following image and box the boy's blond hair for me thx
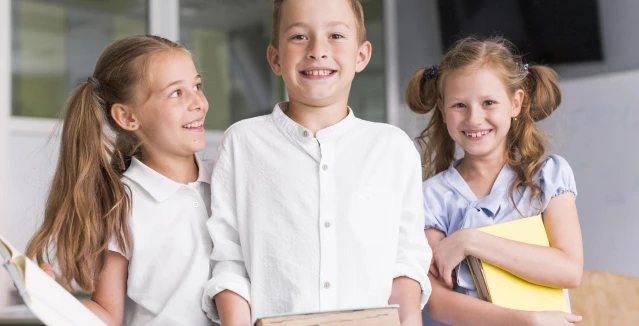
[271,0,367,48]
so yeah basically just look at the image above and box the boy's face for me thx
[267,0,372,107]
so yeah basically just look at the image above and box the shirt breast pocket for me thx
[348,188,395,246]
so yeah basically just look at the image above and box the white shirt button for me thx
[322,164,328,171]
[193,202,199,208]
[303,130,309,137]
[324,281,331,289]
[324,221,331,228]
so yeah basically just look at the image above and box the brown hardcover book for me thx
[254,305,400,326]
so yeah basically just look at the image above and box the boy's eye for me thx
[194,83,202,91]
[484,100,496,106]
[291,34,307,40]
[331,34,345,39]
[169,90,181,98]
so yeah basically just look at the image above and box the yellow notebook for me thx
[466,215,570,312]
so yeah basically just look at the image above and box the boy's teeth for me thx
[304,70,332,76]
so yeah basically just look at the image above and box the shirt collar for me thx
[443,159,516,218]
[123,154,211,202]
[271,102,357,144]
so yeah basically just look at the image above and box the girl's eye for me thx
[453,103,466,108]
[331,34,345,39]
[484,100,495,106]
[170,90,181,98]
[194,83,202,91]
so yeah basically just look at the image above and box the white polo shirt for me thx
[202,103,432,322]
[109,156,214,326]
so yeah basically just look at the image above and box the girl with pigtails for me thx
[407,37,584,326]
[25,35,214,326]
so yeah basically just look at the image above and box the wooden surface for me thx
[569,270,639,326]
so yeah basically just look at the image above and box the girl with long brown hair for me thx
[407,37,584,326]
[25,35,213,325]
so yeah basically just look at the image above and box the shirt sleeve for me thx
[108,234,131,260]
[540,154,578,212]
[201,132,251,323]
[423,182,448,233]
[393,137,433,309]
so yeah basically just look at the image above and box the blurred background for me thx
[0,0,638,324]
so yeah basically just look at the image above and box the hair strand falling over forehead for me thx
[270,0,367,47]
[25,35,190,292]
[406,36,562,214]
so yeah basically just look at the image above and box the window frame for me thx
[4,0,403,139]
[1,0,11,233]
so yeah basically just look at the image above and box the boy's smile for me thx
[300,67,337,78]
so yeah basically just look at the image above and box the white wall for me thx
[542,70,639,277]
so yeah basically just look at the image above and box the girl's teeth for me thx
[183,121,203,128]
[466,131,489,138]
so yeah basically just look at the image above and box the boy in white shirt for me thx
[202,0,432,325]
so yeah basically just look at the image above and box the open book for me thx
[254,305,400,326]
[466,215,570,312]
[0,235,106,326]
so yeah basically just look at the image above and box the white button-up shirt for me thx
[202,103,432,322]
[109,156,214,326]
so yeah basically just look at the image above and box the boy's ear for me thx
[355,41,372,73]
[267,45,282,76]
[111,104,139,131]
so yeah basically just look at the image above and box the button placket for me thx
[317,137,337,310]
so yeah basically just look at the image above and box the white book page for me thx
[19,254,106,326]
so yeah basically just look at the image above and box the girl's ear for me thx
[512,89,524,117]
[111,104,139,131]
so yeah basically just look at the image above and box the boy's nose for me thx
[308,39,328,60]
[308,53,328,60]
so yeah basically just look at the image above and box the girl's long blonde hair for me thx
[406,36,561,211]
[26,35,188,292]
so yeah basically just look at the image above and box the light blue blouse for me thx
[423,154,578,297]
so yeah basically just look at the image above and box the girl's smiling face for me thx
[442,66,523,160]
